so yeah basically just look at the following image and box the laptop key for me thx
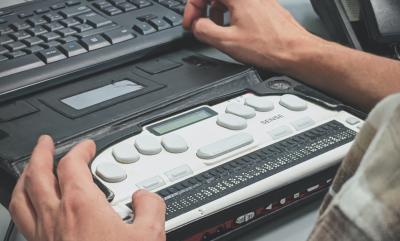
[58,36,78,43]
[73,24,93,33]
[0,54,45,78]
[80,34,110,50]
[0,46,8,54]
[44,22,64,32]
[43,13,64,22]
[10,31,31,41]
[148,18,170,31]
[41,40,61,49]
[103,28,135,44]
[5,41,26,51]
[130,0,152,8]
[22,37,44,47]
[60,6,91,18]
[0,27,13,35]
[133,22,156,35]
[26,17,48,26]
[56,28,77,37]
[40,32,61,42]
[163,14,182,26]
[0,55,8,62]
[102,6,123,16]
[0,36,14,45]
[24,45,45,54]
[78,13,112,28]
[10,22,31,31]
[60,41,87,57]
[37,47,67,63]
[27,26,48,36]
[5,51,26,59]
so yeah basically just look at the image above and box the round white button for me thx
[135,135,162,155]
[96,163,127,183]
[112,142,140,164]
[279,94,307,111]
[162,134,188,153]
[245,96,274,112]
[217,113,247,130]
[226,103,256,119]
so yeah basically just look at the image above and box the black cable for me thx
[3,220,15,241]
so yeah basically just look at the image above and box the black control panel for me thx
[0,0,189,101]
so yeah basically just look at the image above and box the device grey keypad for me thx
[245,96,275,112]
[96,162,127,183]
[197,133,254,159]
[164,165,193,182]
[225,103,256,119]
[162,134,188,153]
[135,135,162,155]
[137,176,165,191]
[346,117,360,125]
[112,142,140,164]
[291,117,316,131]
[217,113,247,130]
[268,125,294,140]
[279,94,308,111]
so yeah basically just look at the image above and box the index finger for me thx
[57,140,97,194]
[183,0,209,29]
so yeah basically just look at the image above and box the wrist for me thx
[272,33,334,75]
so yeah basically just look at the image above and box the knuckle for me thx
[8,199,18,217]
[62,186,87,210]
[142,223,165,237]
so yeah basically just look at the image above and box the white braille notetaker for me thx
[91,93,363,232]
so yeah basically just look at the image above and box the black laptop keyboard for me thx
[0,0,187,100]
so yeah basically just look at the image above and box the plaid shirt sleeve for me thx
[307,94,400,241]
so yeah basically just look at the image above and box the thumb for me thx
[131,189,166,233]
[192,18,234,50]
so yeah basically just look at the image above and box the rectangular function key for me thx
[59,41,87,57]
[196,133,254,160]
[148,18,170,31]
[80,35,110,50]
[137,176,166,191]
[37,47,67,63]
[133,22,156,35]
[5,51,26,59]
[77,13,112,28]
[130,0,152,8]
[59,5,91,18]
[103,28,135,44]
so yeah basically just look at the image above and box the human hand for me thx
[183,0,322,71]
[9,135,166,241]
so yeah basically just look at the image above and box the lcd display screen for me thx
[61,80,144,110]
[148,107,217,136]
[0,0,31,9]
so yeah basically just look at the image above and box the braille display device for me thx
[92,92,363,240]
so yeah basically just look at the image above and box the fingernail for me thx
[38,135,51,143]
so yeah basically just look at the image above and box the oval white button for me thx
[217,114,247,130]
[162,134,188,153]
[279,94,307,111]
[226,103,256,119]
[112,142,140,164]
[245,96,274,112]
[197,132,254,159]
[96,163,127,183]
[135,135,162,155]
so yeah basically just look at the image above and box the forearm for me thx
[282,36,400,111]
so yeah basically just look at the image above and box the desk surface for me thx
[0,1,328,240]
